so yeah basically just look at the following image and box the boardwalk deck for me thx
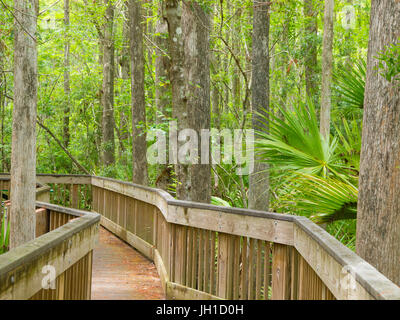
[91,227,165,300]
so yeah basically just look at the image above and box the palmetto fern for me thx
[255,100,358,223]
[256,100,348,180]
[333,59,366,110]
[294,174,357,223]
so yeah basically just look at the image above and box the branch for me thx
[36,119,91,175]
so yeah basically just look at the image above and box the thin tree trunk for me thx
[155,6,170,124]
[10,0,38,248]
[154,4,171,191]
[0,33,5,172]
[63,0,71,148]
[320,0,334,140]
[182,1,211,203]
[356,0,400,286]
[303,0,318,102]
[101,0,115,166]
[248,0,270,211]
[129,0,148,185]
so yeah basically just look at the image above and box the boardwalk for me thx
[91,227,165,300]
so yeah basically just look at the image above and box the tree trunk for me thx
[248,0,270,211]
[120,1,130,80]
[63,0,71,148]
[129,0,148,185]
[101,0,115,166]
[155,6,170,124]
[0,28,6,172]
[10,0,38,248]
[164,0,189,200]
[303,0,318,102]
[356,0,400,286]
[182,1,211,203]
[320,0,334,140]
[154,4,171,191]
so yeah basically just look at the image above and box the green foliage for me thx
[0,205,10,255]
[376,40,400,84]
[333,59,366,110]
[256,100,344,179]
[255,100,359,224]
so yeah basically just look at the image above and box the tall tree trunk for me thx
[356,0,400,286]
[120,2,130,80]
[182,1,211,203]
[319,0,334,140]
[118,2,130,165]
[129,0,148,185]
[155,6,170,124]
[0,29,5,172]
[154,5,171,191]
[10,0,38,248]
[248,0,270,211]
[63,0,71,148]
[164,0,189,200]
[303,0,318,102]
[101,0,115,166]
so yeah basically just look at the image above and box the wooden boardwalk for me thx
[91,227,165,300]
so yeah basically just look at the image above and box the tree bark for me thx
[0,27,6,172]
[182,1,211,203]
[129,0,148,185]
[101,0,116,166]
[248,0,270,211]
[10,0,38,248]
[154,4,172,191]
[63,0,71,148]
[303,0,318,102]
[155,5,170,124]
[320,0,334,140]
[356,0,400,286]
[164,0,189,200]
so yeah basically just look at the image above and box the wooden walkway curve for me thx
[91,227,165,300]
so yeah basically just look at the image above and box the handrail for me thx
[1,173,399,300]
[89,175,400,300]
[0,199,100,300]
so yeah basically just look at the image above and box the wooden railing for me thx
[0,176,99,300]
[2,174,400,300]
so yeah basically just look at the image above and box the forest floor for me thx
[91,227,165,300]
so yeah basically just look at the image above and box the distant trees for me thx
[356,0,400,286]
[10,0,38,247]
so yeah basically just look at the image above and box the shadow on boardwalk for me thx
[91,227,165,300]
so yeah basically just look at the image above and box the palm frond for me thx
[333,59,366,110]
[255,99,347,180]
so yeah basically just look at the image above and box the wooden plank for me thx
[166,281,224,300]
[271,243,292,300]
[71,184,79,209]
[100,215,154,260]
[0,215,99,300]
[240,237,248,300]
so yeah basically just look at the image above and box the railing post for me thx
[71,184,79,209]
[271,243,292,300]
[217,233,234,299]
